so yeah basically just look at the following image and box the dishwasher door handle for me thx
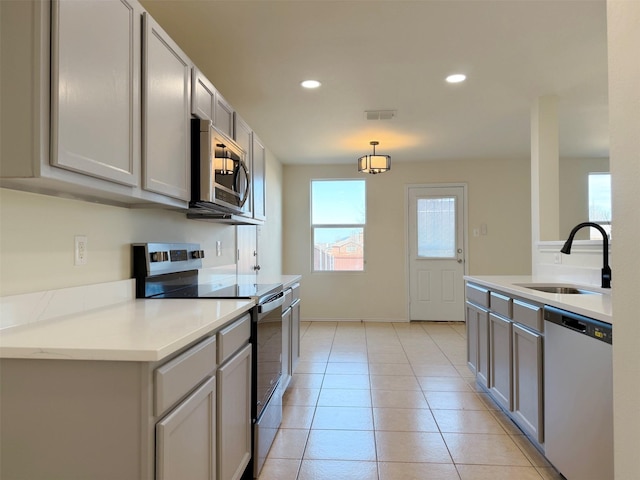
[562,317,586,332]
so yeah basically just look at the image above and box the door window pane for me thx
[417,197,456,258]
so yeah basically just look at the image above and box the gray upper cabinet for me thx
[1,0,194,208]
[51,0,141,186]
[192,67,216,122]
[252,133,267,221]
[142,12,191,202]
[214,91,234,138]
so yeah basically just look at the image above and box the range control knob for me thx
[150,251,169,262]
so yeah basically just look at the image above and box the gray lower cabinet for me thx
[156,375,216,480]
[0,313,254,480]
[281,305,293,390]
[465,281,544,449]
[291,299,301,373]
[512,322,544,444]
[217,323,252,480]
[489,313,513,411]
[465,301,490,387]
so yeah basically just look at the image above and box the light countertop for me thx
[0,298,255,362]
[464,275,612,324]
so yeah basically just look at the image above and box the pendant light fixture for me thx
[214,143,236,175]
[358,141,391,174]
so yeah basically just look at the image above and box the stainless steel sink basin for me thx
[515,284,603,295]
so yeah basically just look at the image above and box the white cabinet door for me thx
[217,343,252,480]
[51,0,141,186]
[512,323,544,444]
[142,12,191,201]
[214,92,234,138]
[234,114,253,217]
[252,133,267,221]
[489,313,513,411]
[156,375,216,480]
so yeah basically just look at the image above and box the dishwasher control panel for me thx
[544,305,612,345]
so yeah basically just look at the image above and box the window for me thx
[311,179,365,271]
[588,173,611,239]
[416,196,457,258]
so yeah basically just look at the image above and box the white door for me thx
[408,185,466,321]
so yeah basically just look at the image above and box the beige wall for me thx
[0,151,283,296]
[607,1,640,478]
[283,158,531,321]
[559,157,610,240]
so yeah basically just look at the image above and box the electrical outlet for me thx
[74,235,88,265]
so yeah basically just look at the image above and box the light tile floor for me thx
[258,321,564,480]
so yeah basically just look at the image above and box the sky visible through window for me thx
[588,173,611,222]
[312,179,366,271]
[312,180,365,243]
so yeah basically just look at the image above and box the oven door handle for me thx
[258,292,285,314]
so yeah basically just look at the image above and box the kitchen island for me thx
[464,274,613,480]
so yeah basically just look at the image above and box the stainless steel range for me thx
[132,242,284,479]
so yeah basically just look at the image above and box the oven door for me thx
[255,295,284,418]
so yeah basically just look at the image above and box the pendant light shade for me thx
[358,141,391,174]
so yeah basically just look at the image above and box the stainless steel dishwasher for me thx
[544,305,613,480]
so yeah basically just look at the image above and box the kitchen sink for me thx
[515,284,603,295]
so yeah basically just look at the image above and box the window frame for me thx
[310,178,366,273]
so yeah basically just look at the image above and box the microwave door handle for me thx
[238,160,250,207]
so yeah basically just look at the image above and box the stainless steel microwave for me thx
[190,119,250,215]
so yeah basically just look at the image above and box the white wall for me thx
[0,150,284,296]
[283,158,531,322]
[559,157,610,240]
[607,1,640,478]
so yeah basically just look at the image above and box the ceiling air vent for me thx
[365,110,397,121]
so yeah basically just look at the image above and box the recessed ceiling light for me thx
[446,74,467,84]
[301,80,321,89]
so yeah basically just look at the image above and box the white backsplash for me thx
[534,240,611,288]
[0,279,135,329]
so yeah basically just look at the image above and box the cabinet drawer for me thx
[218,314,251,364]
[282,288,293,311]
[513,299,543,332]
[291,283,300,302]
[155,335,217,416]
[466,283,489,308]
[490,292,512,319]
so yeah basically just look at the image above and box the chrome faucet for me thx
[560,222,611,288]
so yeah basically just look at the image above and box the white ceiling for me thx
[140,0,609,166]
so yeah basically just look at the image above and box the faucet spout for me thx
[560,222,611,288]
